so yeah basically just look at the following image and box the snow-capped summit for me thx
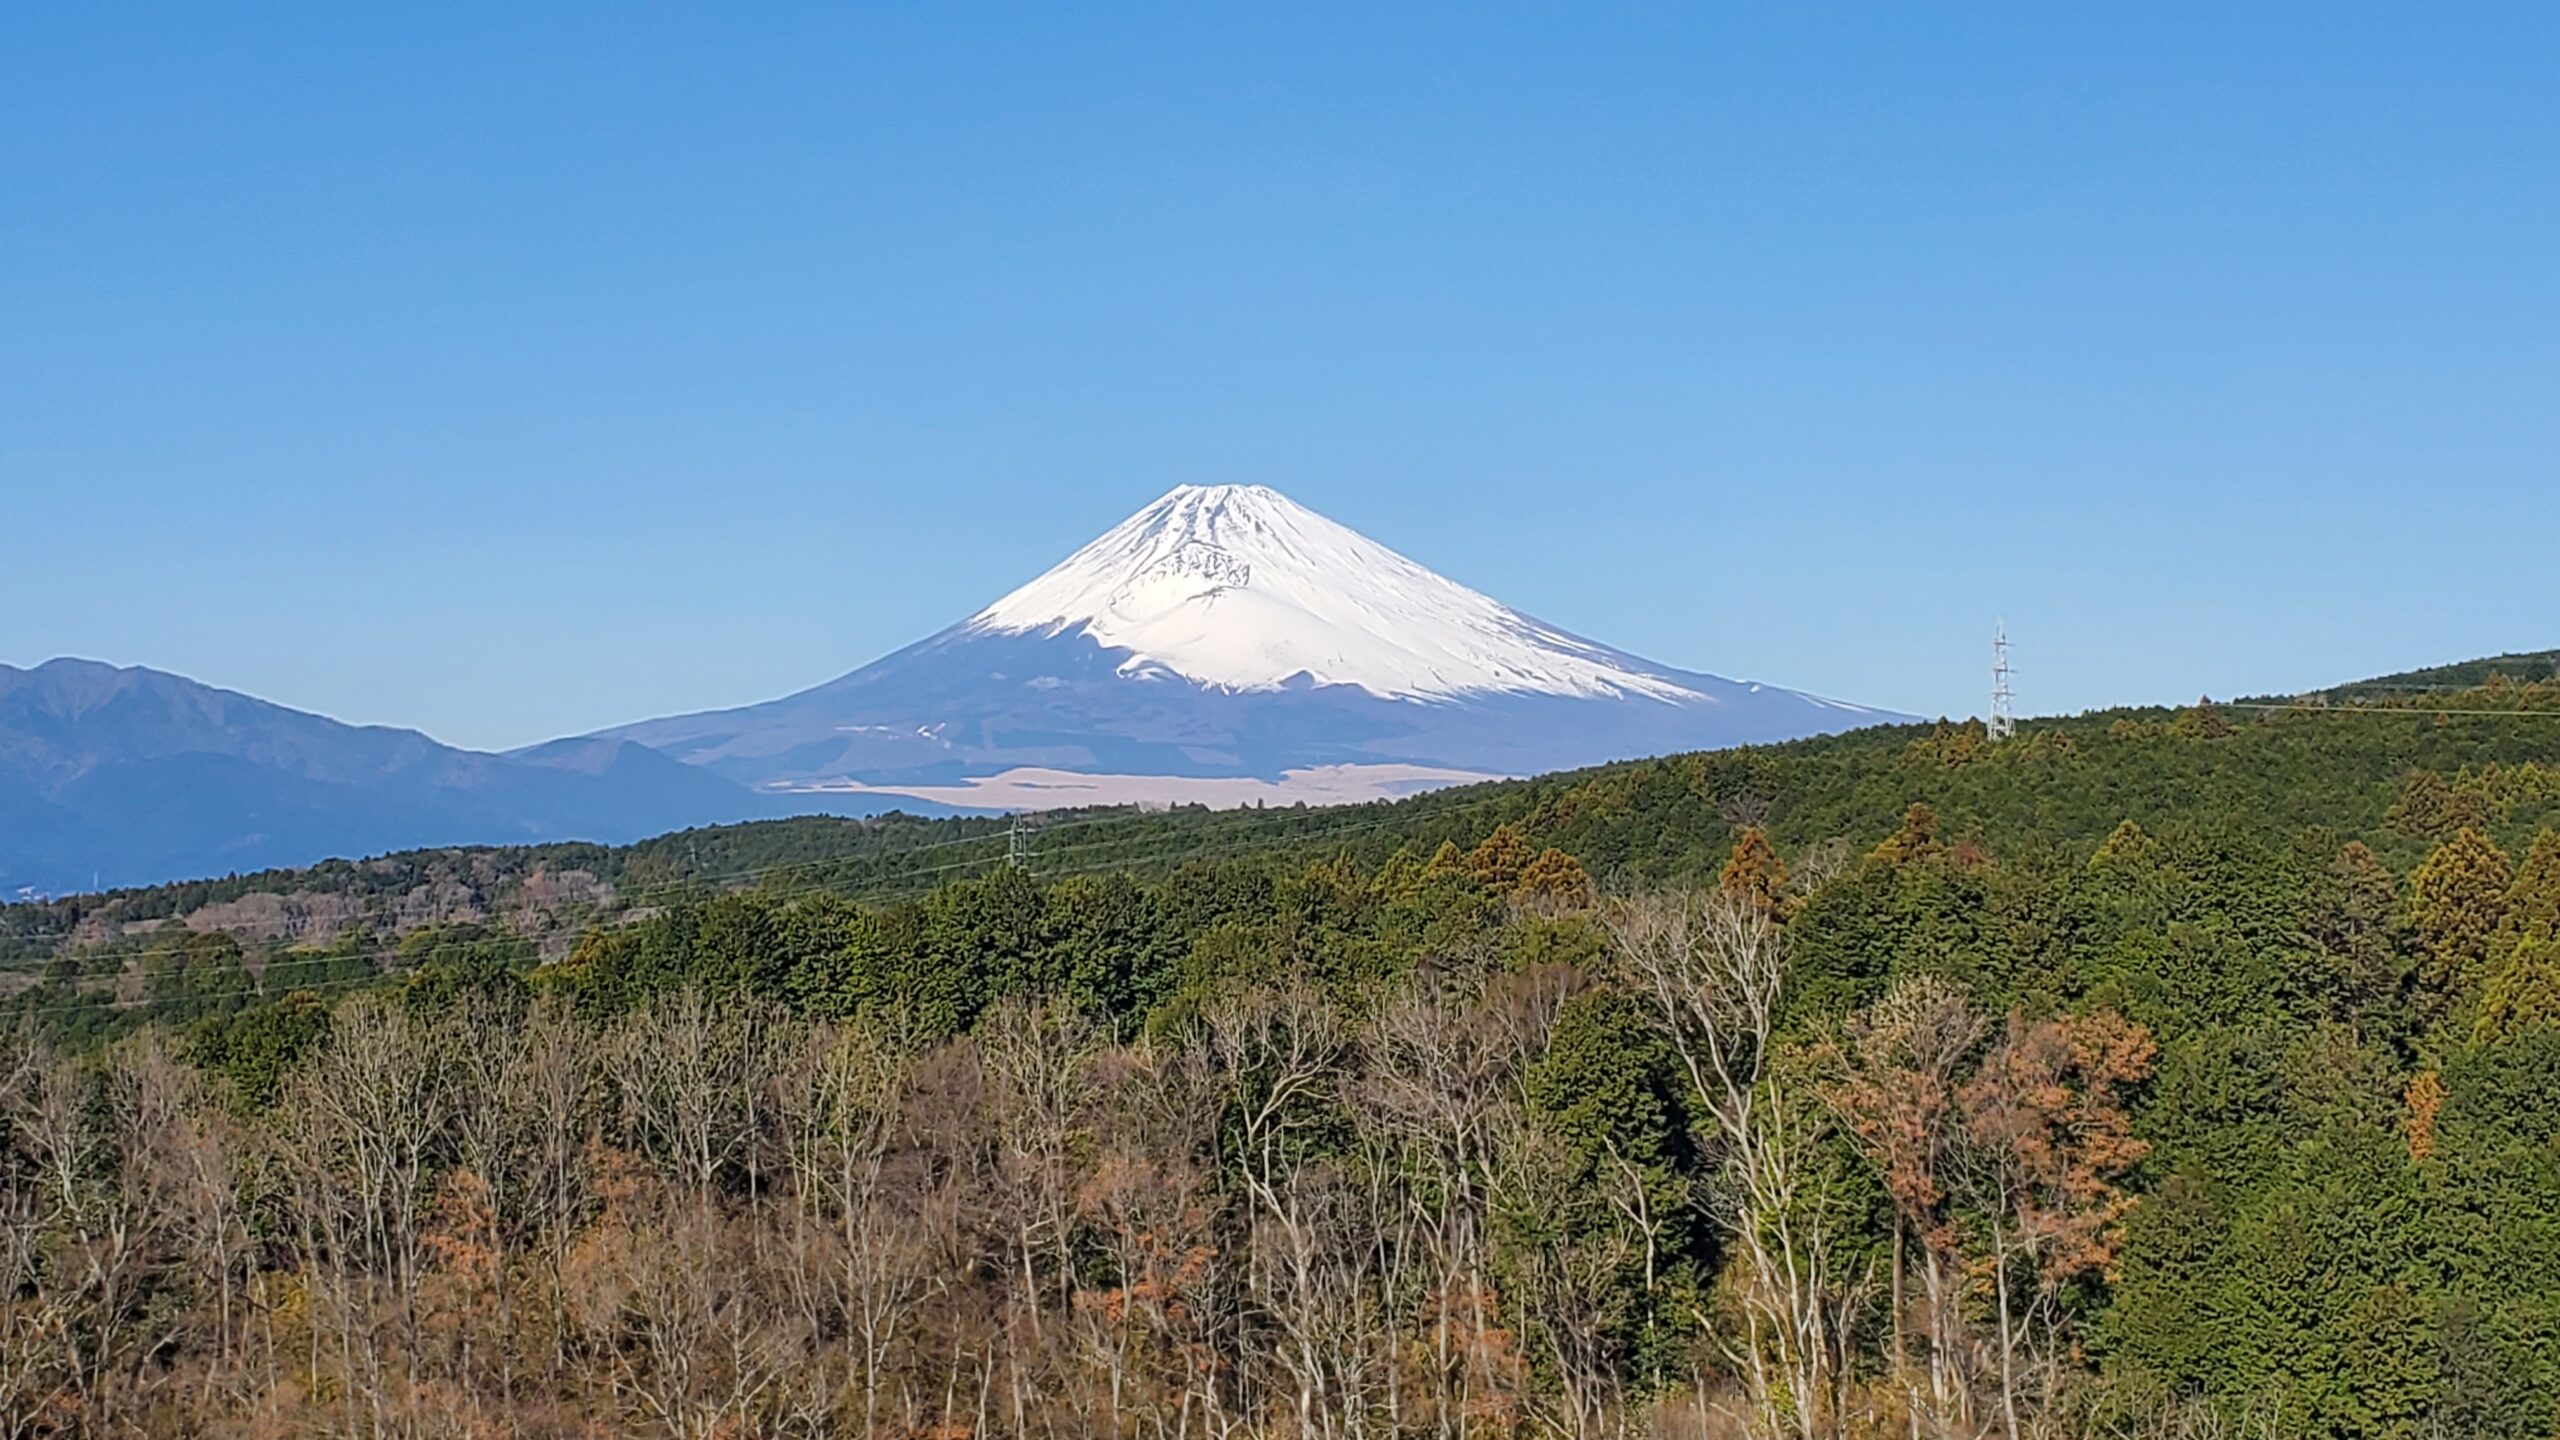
[588,486,1909,810]
[969,484,1701,703]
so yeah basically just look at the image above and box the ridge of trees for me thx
[13,665,2560,975]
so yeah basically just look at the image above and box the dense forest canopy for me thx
[3,661,2559,1436]
[2273,648,2560,702]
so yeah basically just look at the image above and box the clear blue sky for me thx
[5,5,2553,751]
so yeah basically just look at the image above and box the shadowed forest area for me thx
[4,675,2560,1437]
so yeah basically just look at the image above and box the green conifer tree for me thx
[2407,827,2514,994]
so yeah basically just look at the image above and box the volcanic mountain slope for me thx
[594,485,1907,806]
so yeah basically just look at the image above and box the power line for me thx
[2218,701,2560,719]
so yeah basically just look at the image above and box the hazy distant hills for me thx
[0,659,921,895]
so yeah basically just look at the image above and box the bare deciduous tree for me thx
[612,989,786,1205]
[0,880,2172,1440]
[1609,891,1862,1440]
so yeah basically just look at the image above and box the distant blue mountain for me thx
[0,659,935,895]
[599,625,1893,789]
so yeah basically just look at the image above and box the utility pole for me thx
[1989,621,2016,742]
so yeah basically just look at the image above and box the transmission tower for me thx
[1989,621,2016,742]
[1006,813,1031,871]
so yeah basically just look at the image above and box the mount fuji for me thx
[590,485,1908,809]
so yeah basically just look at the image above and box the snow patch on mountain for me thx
[969,484,1711,704]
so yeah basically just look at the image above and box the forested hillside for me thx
[3,666,2558,1436]
[2283,648,2560,701]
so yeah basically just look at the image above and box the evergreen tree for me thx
[1465,822,1537,892]
[1513,847,1595,909]
[2475,933,2560,1043]
[1871,803,1944,865]
[2500,830,2560,940]
[1717,825,1788,918]
[2407,827,2514,996]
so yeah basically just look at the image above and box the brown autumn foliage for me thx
[1717,828,1789,920]
[1960,1011,2156,1289]
[0,900,2172,1440]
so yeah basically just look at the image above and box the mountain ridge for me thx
[7,486,1903,891]
[9,648,2550,972]
[592,484,1904,805]
[0,658,926,895]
